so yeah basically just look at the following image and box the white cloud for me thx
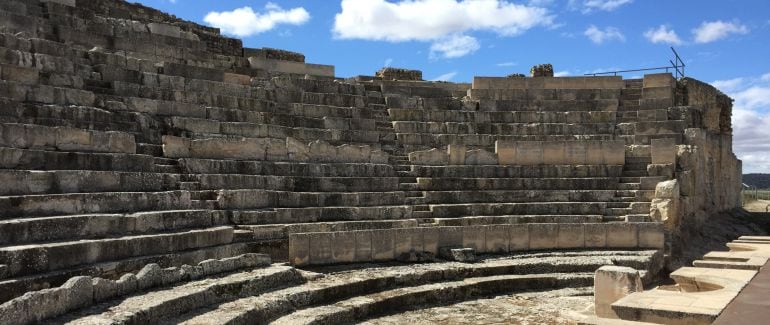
[644,25,682,45]
[497,62,518,67]
[692,20,748,44]
[333,0,553,58]
[570,0,633,13]
[762,73,770,82]
[713,74,770,172]
[554,71,570,77]
[203,3,310,37]
[430,34,480,59]
[711,78,744,93]
[431,71,458,81]
[584,25,625,44]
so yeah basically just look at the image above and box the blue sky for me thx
[134,0,770,172]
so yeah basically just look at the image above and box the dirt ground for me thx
[744,200,770,213]
[361,287,595,325]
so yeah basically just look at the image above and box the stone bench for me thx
[397,133,613,147]
[388,109,616,124]
[0,123,136,154]
[289,103,380,119]
[476,99,619,112]
[428,202,610,218]
[422,189,618,204]
[195,174,400,192]
[472,76,625,90]
[169,115,377,136]
[416,177,620,191]
[0,226,234,277]
[0,147,156,171]
[272,76,366,96]
[288,222,664,266]
[432,215,606,226]
[163,136,389,164]
[0,209,228,245]
[240,219,419,240]
[392,121,615,135]
[0,170,181,195]
[0,79,95,107]
[0,241,255,305]
[0,190,191,219]
[469,88,621,101]
[216,189,406,210]
[231,206,415,225]
[178,158,395,177]
[411,165,623,178]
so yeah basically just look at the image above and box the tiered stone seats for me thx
[0,0,409,305]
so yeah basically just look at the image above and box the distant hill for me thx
[743,174,770,189]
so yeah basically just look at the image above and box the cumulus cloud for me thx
[712,78,744,93]
[333,0,554,58]
[431,71,458,81]
[203,3,310,37]
[692,20,748,44]
[584,25,625,44]
[711,75,770,172]
[570,0,633,13]
[644,25,682,45]
[554,71,570,77]
[430,34,481,59]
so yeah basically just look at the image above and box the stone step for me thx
[621,170,648,177]
[606,208,631,216]
[0,147,157,172]
[54,265,305,324]
[0,226,235,279]
[0,170,185,196]
[432,215,606,226]
[217,190,406,210]
[270,273,594,325]
[171,250,658,324]
[0,210,227,245]
[393,121,616,135]
[240,219,419,240]
[398,183,420,191]
[178,158,396,177]
[388,109,616,124]
[415,177,620,191]
[422,190,618,204]
[412,165,624,178]
[230,205,414,225]
[412,211,434,219]
[194,175,401,192]
[396,133,613,147]
[0,191,191,219]
[618,183,641,190]
[429,202,608,218]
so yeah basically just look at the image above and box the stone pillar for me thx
[594,266,643,318]
[650,180,680,230]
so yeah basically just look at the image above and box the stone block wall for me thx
[376,68,423,81]
[289,223,665,266]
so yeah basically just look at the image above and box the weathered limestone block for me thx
[286,137,310,162]
[464,149,497,165]
[651,138,676,164]
[147,22,182,38]
[189,138,267,160]
[647,163,674,178]
[309,140,337,163]
[409,148,448,165]
[651,180,680,229]
[162,135,191,158]
[448,144,466,165]
[369,149,389,164]
[0,276,92,325]
[594,266,643,318]
[265,138,288,161]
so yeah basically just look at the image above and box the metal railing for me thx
[585,47,685,79]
